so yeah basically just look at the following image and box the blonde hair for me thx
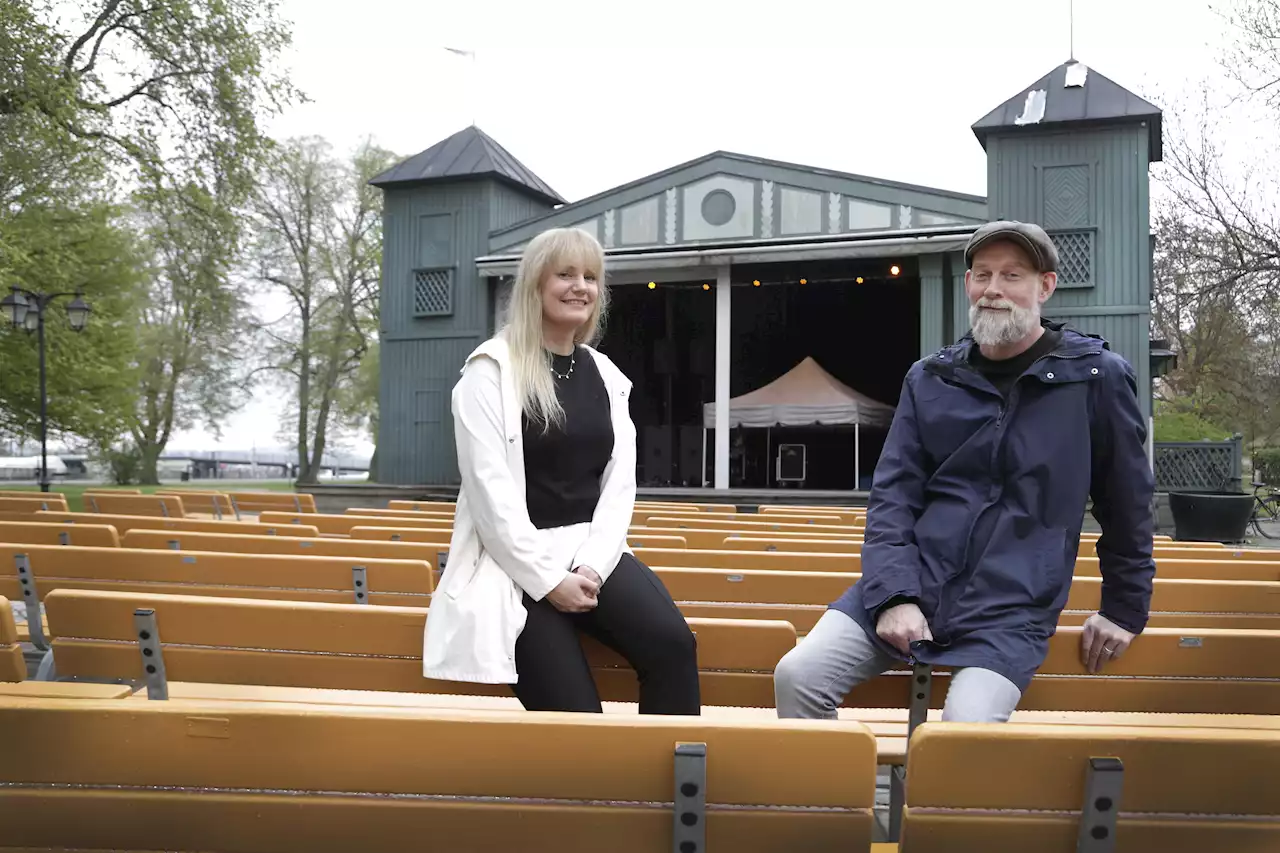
[503,227,609,430]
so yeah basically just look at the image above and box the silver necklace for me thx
[551,350,575,380]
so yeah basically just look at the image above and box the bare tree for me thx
[252,137,393,483]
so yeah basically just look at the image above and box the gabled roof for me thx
[369,125,565,204]
[972,60,1162,161]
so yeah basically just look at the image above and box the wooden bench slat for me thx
[0,520,120,547]
[0,699,877,811]
[45,589,793,671]
[348,526,451,543]
[34,511,321,538]
[0,681,135,699]
[0,790,871,853]
[0,545,433,594]
[121,529,442,563]
[907,722,1280,815]
[0,595,17,644]
[0,578,432,608]
[634,547,861,572]
[260,512,450,536]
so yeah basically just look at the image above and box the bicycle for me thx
[1250,479,1280,539]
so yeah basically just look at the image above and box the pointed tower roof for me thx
[369,125,565,205]
[972,60,1162,162]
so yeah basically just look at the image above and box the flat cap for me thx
[964,220,1059,273]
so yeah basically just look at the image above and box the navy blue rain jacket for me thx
[832,322,1156,691]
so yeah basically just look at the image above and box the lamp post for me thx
[0,287,92,492]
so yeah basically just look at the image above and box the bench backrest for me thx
[387,499,459,512]
[633,547,861,573]
[155,489,237,517]
[662,569,1280,633]
[260,511,451,536]
[646,516,861,536]
[0,495,69,513]
[901,722,1280,850]
[45,589,795,707]
[0,696,877,852]
[120,529,443,564]
[44,587,1280,715]
[348,526,452,544]
[635,501,736,513]
[0,520,119,547]
[345,506,455,519]
[0,596,21,681]
[85,493,185,518]
[226,491,317,513]
[0,545,434,608]
[34,510,320,538]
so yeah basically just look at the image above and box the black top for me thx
[522,346,615,530]
[967,327,1063,398]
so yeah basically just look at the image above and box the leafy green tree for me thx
[127,182,250,483]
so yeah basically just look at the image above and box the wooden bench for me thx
[661,568,1280,633]
[349,525,453,544]
[638,548,1280,582]
[42,588,1280,722]
[0,520,120,547]
[387,499,459,512]
[646,515,862,536]
[0,680,135,698]
[120,529,444,565]
[896,722,1280,850]
[34,510,320,538]
[1,596,22,681]
[0,494,69,513]
[156,489,237,519]
[226,491,318,514]
[635,547,861,573]
[45,589,796,709]
[0,697,878,852]
[0,545,434,650]
[632,526,865,550]
[261,511,452,537]
[85,493,186,517]
[347,504,454,516]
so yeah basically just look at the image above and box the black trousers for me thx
[512,552,701,714]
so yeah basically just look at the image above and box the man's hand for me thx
[546,572,599,613]
[1080,612,1135,673]
[875,602,933,655]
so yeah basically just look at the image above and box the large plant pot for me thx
[1168,491,1254,543]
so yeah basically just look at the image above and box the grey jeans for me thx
[775,608,1022,722]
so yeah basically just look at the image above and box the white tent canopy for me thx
[702,356,896,430]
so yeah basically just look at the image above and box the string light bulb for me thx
[702,283,710,291]
[890,265,901,277]
[752,280,761,287]
[799,278,807,285]
[856,276,864,284]
[647,281,656,289]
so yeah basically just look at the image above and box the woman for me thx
[423,226,701,715]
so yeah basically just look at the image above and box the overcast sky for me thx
[168,0,1237,456]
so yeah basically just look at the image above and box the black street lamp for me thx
[0,287,92,492]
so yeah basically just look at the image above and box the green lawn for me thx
[2,481,298,512]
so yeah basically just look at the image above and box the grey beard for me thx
[970,302,1039,347]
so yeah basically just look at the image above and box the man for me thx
[774,220,1155,723]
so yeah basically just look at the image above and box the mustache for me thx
[975,298,1017,310]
